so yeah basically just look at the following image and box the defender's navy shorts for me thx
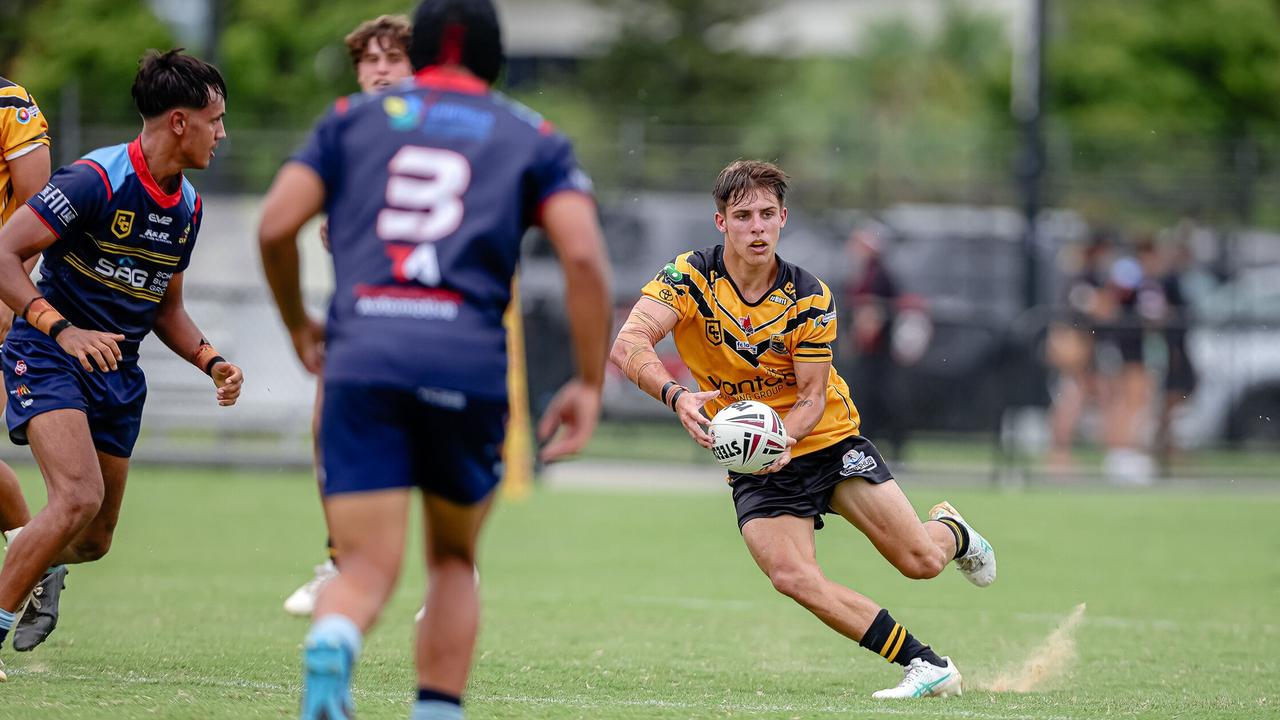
[2,330,147,458]
[320,382,506,503]
[729,434,894,531]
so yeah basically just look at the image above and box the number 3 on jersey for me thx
[376,146,471,286]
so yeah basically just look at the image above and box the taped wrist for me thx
[24,298,68,337]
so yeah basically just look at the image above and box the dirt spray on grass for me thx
[977,602,1087,692]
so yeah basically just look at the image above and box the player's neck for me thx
[137,130,184,193]
[722,251,778,303]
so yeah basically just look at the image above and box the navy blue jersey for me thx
[292,67,592,399]
[22,137,201,360]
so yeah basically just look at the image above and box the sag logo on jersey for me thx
[111,210,135,239]
[705,319,722,346]
[95,256,149,288]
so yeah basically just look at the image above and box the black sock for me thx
[327,536,338,567]
[418,688,462,706]
[932,517,969,559]
[858,608,946,668]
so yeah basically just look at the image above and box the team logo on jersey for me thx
[111,210,135,239]
[783,281,796,298]
[770,334,788,355]
[739,316,754,333]
[704,319,722,346]
[840,449,879,476]
[13,360,27,376]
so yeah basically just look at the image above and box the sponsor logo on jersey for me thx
[783,281,796,298]
[16,106,39,124]
[735,340,756,354]
[739,316,754,333]
[423,102,495,140]
[141,229,170,243]
[13,360,27,376]
[148,213,173,226]
[768,293,788,305]
[818,310,836,327]
[839,449,879,476]
[770,334,787,355]
[658,287,675,303]
[10,384,31,397]
[705,370,796,400]
[111,210,135,239]
[353,284,461,321]
[178,223,191,244]
[660,263,684,285]
[96,256,149,288]
[705,319,722,346]
[384,95,424,131]
[37,184,77,226]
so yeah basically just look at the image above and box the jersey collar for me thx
[128,136,183,209]
[414,65,488,95]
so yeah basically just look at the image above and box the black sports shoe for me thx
[13,566,67,652]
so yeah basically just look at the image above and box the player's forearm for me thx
[0,251,42,318]
[610,324,675,403]
[781,391,826,441]
[259,237,309,330]
[562,255,611,389]
[153,307,217,370]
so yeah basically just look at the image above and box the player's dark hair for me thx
[713,160,789,214]
[345,15,412,68]
[409,0,504,84]
[132,49,227,119]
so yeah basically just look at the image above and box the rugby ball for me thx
[709,400,788,474]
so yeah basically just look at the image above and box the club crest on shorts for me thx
[840,448,878,476]
[13,359,27,376]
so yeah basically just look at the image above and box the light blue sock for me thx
[0,607,15,644]
[411,700,464,720]
[305,614,363,659]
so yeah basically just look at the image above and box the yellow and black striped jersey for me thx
[641,245,861,458]
[0,77,51,226]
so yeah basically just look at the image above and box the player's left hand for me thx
[537,378,602,463]
[210,361,244,406]
[753,435,798,475]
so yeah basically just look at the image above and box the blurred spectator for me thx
[844,225,908,460]
[1154,238,1198,473]
[1047,234,1109,474]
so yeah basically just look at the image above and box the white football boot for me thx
[930,501,996,587]
[284,560,338,617]
[872,656,962,699]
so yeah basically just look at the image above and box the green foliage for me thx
[6,0,175,123]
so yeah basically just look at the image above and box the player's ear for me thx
[169,109,188,136]
[779,206,787,227]
[714,212,727,234]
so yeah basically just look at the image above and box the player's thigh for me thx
[829,478,932,561]
[421,493,494,564]
[740,514,819,577]
[325,488,412,571]
[28,409,103,498]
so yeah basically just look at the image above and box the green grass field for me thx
[2,464,1277,719]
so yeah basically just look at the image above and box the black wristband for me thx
[20,297,39,322]
[660,380,677,406]
[668,388,687,411]
[48,319,72,340]
[204,355,226,375]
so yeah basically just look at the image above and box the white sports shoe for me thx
[872,656,962,699]
[930,501,996,587]
[284,561,338,617]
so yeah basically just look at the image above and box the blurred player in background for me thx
[282,13,415,620]
[258,1,611,718]
[0,50,243,667]
[0,75,52,651]
[611,160,996,699]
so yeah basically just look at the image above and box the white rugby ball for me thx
[708,400,788,474]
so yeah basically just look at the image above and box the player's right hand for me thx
[56,327,125,373]
[674,389,720,448]
[289,317,325,375]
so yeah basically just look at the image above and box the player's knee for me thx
[72,536,112,562]
[51,485,105,526]
[767,564,824,604]
[895,548,946,580]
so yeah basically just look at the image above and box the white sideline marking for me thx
[14,666,1070,719]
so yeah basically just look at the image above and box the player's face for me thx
[356,37,413,93]
[177,90,226,170]
[715,189,787,269]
